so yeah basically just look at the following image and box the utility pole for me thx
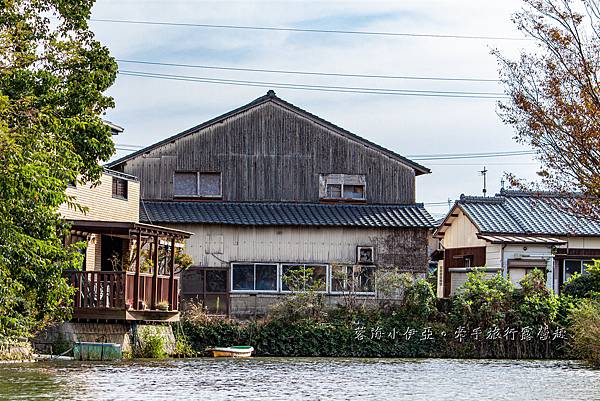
[480,166,488,197]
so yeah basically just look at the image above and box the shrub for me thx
[569,299,600,366]
[450,270,515,328]
[134,327,167,358]
[563,260,600,298]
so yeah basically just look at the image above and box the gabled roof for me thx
[140,201,435,228]
[107,90,430,175]
[436,190,600,237]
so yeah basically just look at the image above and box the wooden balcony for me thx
[64,270,180,322]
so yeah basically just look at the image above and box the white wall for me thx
[163,224,413,268]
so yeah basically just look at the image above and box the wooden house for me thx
[59,122,192,323]
[434,190,600,297]
[108,90,435,317]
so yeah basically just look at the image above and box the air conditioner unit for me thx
[357,246,375,264]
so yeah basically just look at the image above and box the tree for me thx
[494,0,600,213]
[0,1,117,338]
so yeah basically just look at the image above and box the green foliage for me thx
[563,260,600,299]
[182,270,568,359]
[569,299,600,366]
[450,270,515,328]
[0,0,117,338]
[269,266,326,322]
[134,327,167,359]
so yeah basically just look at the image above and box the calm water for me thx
[0,358,599,401]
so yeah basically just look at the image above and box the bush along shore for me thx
[179,267,600,364]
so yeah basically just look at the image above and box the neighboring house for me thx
[108,90,435,318]
[59,123,192,323]
[434,190,600,297]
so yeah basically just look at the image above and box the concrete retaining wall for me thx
[35,322,176,356]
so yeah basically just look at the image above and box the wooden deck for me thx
[64,270,180,322]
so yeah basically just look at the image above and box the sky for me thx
[90,0,543,219]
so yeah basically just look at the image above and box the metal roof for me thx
[140,201,435,228]
[455,190,600,236]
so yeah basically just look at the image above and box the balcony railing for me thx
[64,270,179,318]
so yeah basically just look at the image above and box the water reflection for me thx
[0,358,599,401]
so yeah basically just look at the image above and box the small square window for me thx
[199,173,221,197]
[112,177,128,200]
[174,172,222,198]
[174,172,198,196]
[320,174,366,201]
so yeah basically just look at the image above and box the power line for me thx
[118,70,507,99]
[115,143,536,161]
[91,18,529,41]
[409,151,536,161]
[407,150,533,158]
[115,59,500,83]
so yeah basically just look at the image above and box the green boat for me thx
[73,342,122,361]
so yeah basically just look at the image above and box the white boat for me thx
[206,346,254,358]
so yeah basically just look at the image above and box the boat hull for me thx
[206,346,254,358]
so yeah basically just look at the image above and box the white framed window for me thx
[319,174,366,201]
[231,263,278,292]
[174,172,222,198]
[281,264,328,292]
[330,265,375,294]
[563,259,593,282]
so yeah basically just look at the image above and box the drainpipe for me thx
[500,244,507,278]
[547,248,556,294]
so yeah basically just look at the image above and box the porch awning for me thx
[68,220,193,238]
[477,234,566,245]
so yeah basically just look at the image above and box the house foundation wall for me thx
[34,322,177,356]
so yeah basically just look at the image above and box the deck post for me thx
[152,234,159,310]
[134,232,141,309]
[169,237,176,311]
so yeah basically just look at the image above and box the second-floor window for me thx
[320,174,366,201]
[112,177,128,200]
[173,172,222,198]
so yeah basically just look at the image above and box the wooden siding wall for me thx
[120,102,416,204]
[442,246,486,297]
[163,224,430,273]
[59,172,140,223]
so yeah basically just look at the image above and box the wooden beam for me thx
[152,235,159,310]
[134,232,141,310]
[169,237,175,311]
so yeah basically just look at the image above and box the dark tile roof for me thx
[140,201,435,228]
[457,190,600,236]
[107,90,430,175]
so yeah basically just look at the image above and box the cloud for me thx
[93,0,538,214]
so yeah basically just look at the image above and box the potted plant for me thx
[156,301,170,311]
[125,299,134,310]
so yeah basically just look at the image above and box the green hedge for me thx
[182,271,575,359]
